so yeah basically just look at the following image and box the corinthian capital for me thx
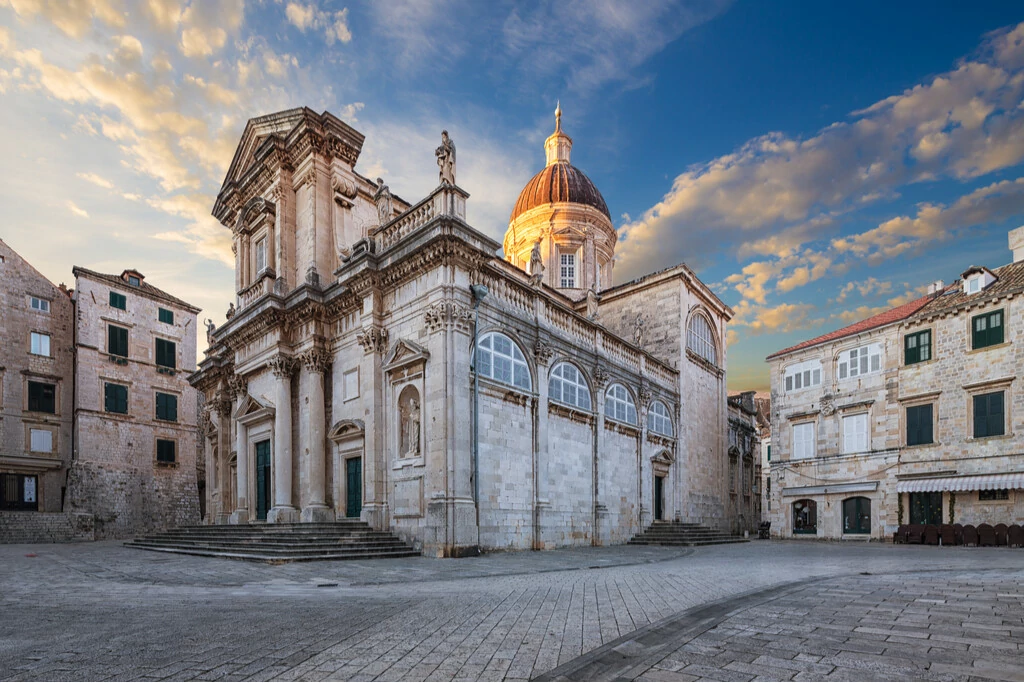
[227,375,248,399]
[357,324,389,355]
[267,355,295,379]
[300,348,331,374]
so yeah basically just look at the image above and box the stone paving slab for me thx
[2,540,1023,681]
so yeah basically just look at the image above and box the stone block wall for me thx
[0,511,94,544]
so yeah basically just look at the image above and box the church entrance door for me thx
[255,440,270,521]
[654,475,664,521]
[346,457,362,518]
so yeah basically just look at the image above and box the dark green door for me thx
[843,497,871,534]
[653,476,664,521]
[346,457,362,518]
[255,440,271,521]
[909,492,941,525]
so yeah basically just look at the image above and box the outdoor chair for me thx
[978,523,996,547]
[893,524,908,543]
[1008,524,1024,548]
[994,523,1008,546]
[907,524,925,544]
[923,524,939,545]
[962,525,978,547]
[953,523,964,545]
[939,524,956,546]
[758,521,771,539]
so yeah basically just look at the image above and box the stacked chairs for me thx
[939,524,956,546]
[994,523,1008,546]
[978,524,996,547]
[962,525,978,546]
[923,525,940,545]
[1009,524,1024,548]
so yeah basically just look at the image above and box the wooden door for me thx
[346,458,362,519]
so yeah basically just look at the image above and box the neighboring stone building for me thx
[66,267,202,539]
[766,226,1024,540]
[727,391,760,534]
[0,239,77,541]
[192,106,735,556]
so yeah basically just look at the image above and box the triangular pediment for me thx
[233,394,273,421]
[651,449,675,465]
[383,339,430,371]
[221,108,309,189]
[329,419,365,442]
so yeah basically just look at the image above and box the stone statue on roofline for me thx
[435,130,456,185]
[225,302,236,319]
[204,318,216,346]
[633,313,645,347]
[528,239,544,288]
[374,177,393,226]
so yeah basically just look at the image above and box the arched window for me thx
[477,332,531,390]
[687,312,718,365]
[843,497,871,534]
[604,383,637,425]
[792,499,817,534]
[549,362,591,410]
[647,400,673,436]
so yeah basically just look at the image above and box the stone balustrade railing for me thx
[238,273,273,309]
[375,183,468,251]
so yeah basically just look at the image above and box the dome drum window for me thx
[476,332,531,390]
[647,400,673,436]
[605,383,637,425]
[549,362,591,410]
[687,313,717,365]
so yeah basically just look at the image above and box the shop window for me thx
[793,499,817,534]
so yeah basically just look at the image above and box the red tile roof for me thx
[766,294,935,360]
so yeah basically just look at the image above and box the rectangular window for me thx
[158,308,174,325]
[255,237,267,273]
[1,474,38,511]
[973,391,1005,438]
[107,325,128,358]
[767,445,771,462]
[128,275,140,286]
[906,404,934,446]
[155,338,176,369]
[27,381,55,413]
[783,361,821,392]
[155,392,178,421]
[904,330,932,365]
[29,296,50,313]
[792,422,815,460]
[559,252,576,288]
[979,489,1009,501]
[842,413,869,454]
[156,439,176,463]
[971,310,1004,350]
[109,291,127,310]
[29,428,53,453]
[104,383,128,414]
[838,344,882,380]
[30,332,51,356]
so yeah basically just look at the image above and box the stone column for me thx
[215,395,232,524]
[301,348,332,522]
[534,340,554,549]
[268,356,298,524]
[356,323,388,530]
[592,364,609,545]
[228,376,249,524]
[638,387,652,530]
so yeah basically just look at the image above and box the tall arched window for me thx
[605,383,637,425]
[477,332,531,390]
[647,400,673,436]
[687,312,718,365]
[549,362,591,410]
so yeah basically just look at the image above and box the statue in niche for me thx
[204,318,216,346]
[399,387,421,457]
[633,313,645,347]
[435,130,456,185]
[373,177,393,226]
[528,239,544,288]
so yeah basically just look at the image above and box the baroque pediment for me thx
[329,419,365,442]
[233,394,274,424]
[383,339,430,371]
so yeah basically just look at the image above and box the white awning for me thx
[896,473,1024,493]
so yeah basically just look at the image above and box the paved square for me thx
[1,541,1021,681]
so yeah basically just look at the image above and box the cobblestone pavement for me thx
[1,540,1022,681]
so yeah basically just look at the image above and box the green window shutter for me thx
[156,393,178,421]
[109,291,126,310]
[920,405,932,444]
[907,406,919,445]
[990,311,1004,346]
[105,384,127,414]
[904,335,916,364]
[104,383,113,412]
[155,339,176,368]
[157,440,175,463]
[108,325,128,357]
[974,395,987,438]
[158,308,173,324]
[989,392,1004,437]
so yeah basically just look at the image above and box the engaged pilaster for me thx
[300,348,333,523]
[228,375,250,524]
[267,355,298,524]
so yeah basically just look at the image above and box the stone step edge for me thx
[125,544,420,563]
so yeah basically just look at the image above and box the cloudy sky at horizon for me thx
[2,1,1023,391]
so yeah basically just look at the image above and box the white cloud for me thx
[77,171,114,189]
[285,2,352,45]
[66,200,89,218]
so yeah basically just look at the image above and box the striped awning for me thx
[896,473,1024,493]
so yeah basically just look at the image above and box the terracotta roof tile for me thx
[911,259,1024,320]
[766,294,935,360]
[72,266,201,313]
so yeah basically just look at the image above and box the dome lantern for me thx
[545,101,573,166]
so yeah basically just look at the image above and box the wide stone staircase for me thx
[124,520,420,563]
[627,520,749,547]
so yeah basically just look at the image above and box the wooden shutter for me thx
[988,392,1004,437]
[907,406,919,445]
[974,395,987,438]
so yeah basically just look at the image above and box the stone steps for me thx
[627,521,748,547]
[124,521,420,563]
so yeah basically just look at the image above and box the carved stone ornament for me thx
[227,375,248,399]
[593,364,610,388]
[821,396,836,416]
[267,355,295,379]
[300,348,332,374]
[424,300,473,334]
[332,174,357,199]
[534,340,555,366]
[357,325,389,355]
[214,395,234,417]
[638,387,653,410]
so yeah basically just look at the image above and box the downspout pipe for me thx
[469,285,489,528]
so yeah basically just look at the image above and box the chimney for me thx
[1010,226,1024,264]
[926,280,945,295]
[740,390,756,413]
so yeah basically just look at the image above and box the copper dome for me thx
[510,161,610,223]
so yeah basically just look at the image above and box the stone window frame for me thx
[154,389,180,423]
[559,247,580,288]
[963,376,1014,441]
[782,358,822,394]
[646,400,673,437]
[154,334,179,370]
[790,418,816,461]
[604,382,638,426]
[840,411,870,455]
[103,381,130,415]
[105,320,130,359]
[28,295,51,314]
[24,422,57,455]
[897,390,940,448]
[24,376,59,415]
[967,307,1007,353]
[836,341,882,382]
[903,327,934,366]
[475,330,533,392]
[548,360,592,412]
[28,330,51,357]
[155,436,178,468]
[686,308,719,366]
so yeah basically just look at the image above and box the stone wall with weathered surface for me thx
[0,511,93,543]
[68,270,201,539]
[0,239,75,542]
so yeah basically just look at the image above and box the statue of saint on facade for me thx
[400,392,421,457]
[225,302,236,320]
[528,240,544,288]
[633,313,645,347]
[435,130,456,185]
[374,177,393,226]
[204,318,216,346]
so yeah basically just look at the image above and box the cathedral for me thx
[192,106,735,556]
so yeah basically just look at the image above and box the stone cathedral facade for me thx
[192,107,735,556]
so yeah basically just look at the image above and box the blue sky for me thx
[2,1,1023,391]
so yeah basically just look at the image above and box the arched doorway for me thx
[792,499,817,534]
[650,450,674,522]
